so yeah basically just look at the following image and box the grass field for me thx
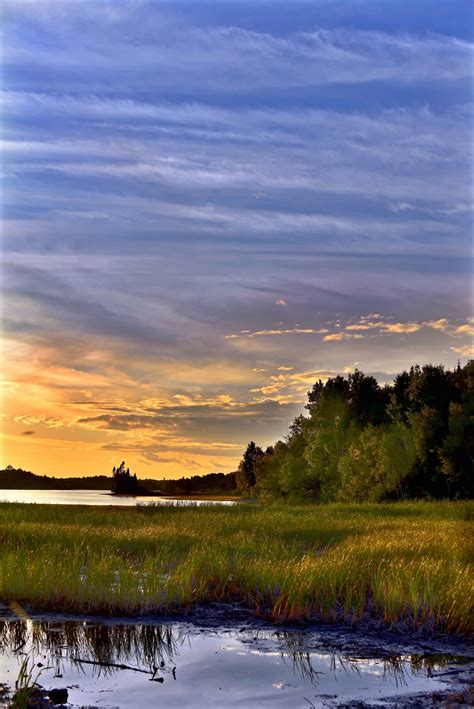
[0,501,472,633]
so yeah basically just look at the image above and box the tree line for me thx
[0,466,112,490]
[155,471,236,495]
[0,465,237,496]
[236,361,473,501]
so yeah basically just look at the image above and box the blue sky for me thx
[1,1,473,477]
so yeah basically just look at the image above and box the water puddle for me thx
[0,613,472,707]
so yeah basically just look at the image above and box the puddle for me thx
[0,613,472,707]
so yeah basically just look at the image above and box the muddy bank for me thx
[185,601,474,653]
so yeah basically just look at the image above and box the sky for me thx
[1,0,473,478]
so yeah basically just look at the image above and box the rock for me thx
[48,687,69,705]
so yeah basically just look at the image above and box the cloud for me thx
[424,318,451,332]
[323,333,365,342]
[343,362,360,374]
[3,3,473,93]
[450,344,474,357]
[226,328,328,339]
[250,368,338,398]
[226,315,472,353]
[3,92,472,212]
[73,396,303,453]
[1,3,472,478]
[14,415,71,429]
[346,320,421,333]
[450,345,474,357]
[345,317,473,337]
[454,323,474,336]
[379,322,422,334]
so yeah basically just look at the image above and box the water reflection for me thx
[0,617,467,689]
[0,619,182,681]
[0,490,236,506]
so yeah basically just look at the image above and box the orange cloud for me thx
[424,318,450,332]
[454,323,474,336]
[346,321,421,333]
[382,322,422,333]
[346,316,472,337]
[225,327,328,338]
[323,333,365,341]
[250,368,337,398]
[450,344,474,357]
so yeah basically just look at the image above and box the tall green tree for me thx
[253,443,287,500]
[337,425,382,501]
[438,368,474,498]
[347,369,386,425]
[236,441,264,494]
[246,361,473,502]
[304,385,355,501]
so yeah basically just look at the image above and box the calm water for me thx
[0,489,235,506]
[0,614,472,708]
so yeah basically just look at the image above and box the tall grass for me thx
[0,501,472,633]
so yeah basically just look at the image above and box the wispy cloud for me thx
[323,332,365,342]
[346,316,474,336]
[3,3,473,91]
[346,321,421,333]
[226,328,328,339]
[1,1,472,477]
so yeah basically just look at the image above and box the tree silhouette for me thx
[236,441,264,494]
[111,461,138,495]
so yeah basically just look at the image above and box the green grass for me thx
[0,501,472,633]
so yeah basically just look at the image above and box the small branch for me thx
[68,656,152,675]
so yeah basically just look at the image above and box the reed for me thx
[0,501,471,633]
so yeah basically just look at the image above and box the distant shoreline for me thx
[150,493,245,501]
[0,467,238,497]
[109,492,243,501]
[0,487,242,502]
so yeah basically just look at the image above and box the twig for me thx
[68,657,153,675]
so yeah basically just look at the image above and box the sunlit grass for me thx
[0,501,472,632]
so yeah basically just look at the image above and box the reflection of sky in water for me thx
[0,617,471,708]
[0,490,235,506]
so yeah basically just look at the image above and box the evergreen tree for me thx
[111,461,139,495]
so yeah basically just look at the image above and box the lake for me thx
[0,610,472,708]
[0,489,236,506]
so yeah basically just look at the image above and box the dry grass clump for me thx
[0,501,472,632]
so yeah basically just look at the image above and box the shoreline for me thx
[2,598,472,639]
[1,601,472,648]
[108,492,244,501]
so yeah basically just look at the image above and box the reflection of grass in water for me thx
[273,631,467,689]
[0,619,470,691]
[0,501,472,631]
[0,619,182,677]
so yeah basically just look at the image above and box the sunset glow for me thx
[1,1,472,478]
